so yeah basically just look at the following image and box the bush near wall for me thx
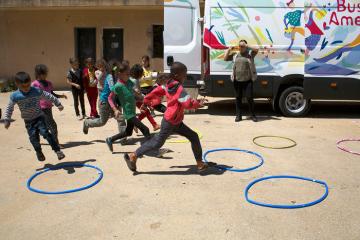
[0,78,17,93]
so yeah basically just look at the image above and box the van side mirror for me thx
[167,56,174,66]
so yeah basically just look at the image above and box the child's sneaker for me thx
[36,151,46,162]
[119,137,127,146]
[106,137,113,152]
[156,148,170,158]
[83,121,89,135]
[56,151,65,160]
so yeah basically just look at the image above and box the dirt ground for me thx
[0,91,359,240]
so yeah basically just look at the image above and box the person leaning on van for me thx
[224,40,259,122]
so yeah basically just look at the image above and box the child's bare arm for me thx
[51,91,67,99]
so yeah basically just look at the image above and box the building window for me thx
[153,25,164,58]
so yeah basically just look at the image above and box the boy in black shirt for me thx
[66,58,86,120]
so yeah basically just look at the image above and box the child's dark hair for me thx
[113,61,130,75]
[15,72,31,84]
[85,57,94,65]
[239,39,248,44]
[34,64,49,79]
[109,59,120,80]
[130,64,144,79]
[170,62,187,79]
[69,57,79,65]
[156,73,169,85]
[122,60,130,67]
[142,55,150,62]
[96,59,110,73]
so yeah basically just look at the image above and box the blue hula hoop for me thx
[203,148,264,172]
[245,175,329,209]
[27,164,104,195]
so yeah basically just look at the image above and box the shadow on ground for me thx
[36,159,97,174]
[0,119,15,124]
[134,163,230,176]
[193,99,360,119]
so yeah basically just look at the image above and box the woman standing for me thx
[224,40,258,122]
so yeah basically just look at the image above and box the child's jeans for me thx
[110,117,150,143]
[25,116,60,153]
[135,118,202,161]
[85,100,126,134]
[42,108,58,144]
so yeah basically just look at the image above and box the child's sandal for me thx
[197,163,209,174]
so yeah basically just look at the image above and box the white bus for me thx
[164,0,360,117]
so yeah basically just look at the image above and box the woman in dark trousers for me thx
[224,40,259,122]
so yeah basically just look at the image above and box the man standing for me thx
[224,40,259,122]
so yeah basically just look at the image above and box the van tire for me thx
[279,86,311,117]
[271,98,281,114]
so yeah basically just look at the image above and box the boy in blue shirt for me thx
[4,72,65,161]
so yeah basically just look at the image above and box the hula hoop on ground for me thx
[253,135,297,149]
[203,148,264,172]
[27,164,104,195]
[245,175,329,209]
[166,129,203,144]
[336,138,360,156]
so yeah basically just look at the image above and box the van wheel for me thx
[271,98,280,113]
[279,86,311,117]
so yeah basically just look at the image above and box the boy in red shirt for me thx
[124,62,208,174]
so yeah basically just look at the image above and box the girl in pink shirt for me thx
[32,64,67,144]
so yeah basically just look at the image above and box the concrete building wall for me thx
[0,0,163,8]
[0,7,163,89]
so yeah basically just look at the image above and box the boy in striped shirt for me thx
[4,72,65,161]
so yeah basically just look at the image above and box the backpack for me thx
[233,53,257,82]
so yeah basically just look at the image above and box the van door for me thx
[164,0,202,83]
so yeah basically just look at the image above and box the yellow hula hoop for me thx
[253,135,297,149]
[166,129,203,144]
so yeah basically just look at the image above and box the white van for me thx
[164,0,360,117]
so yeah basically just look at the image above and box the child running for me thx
[83,58,99,118]
[4,72,65,161]
[95,59,106,95]
[123,62,208,173]
[32,64,67,145]
[105,62,151,152]
[130,64,160,132]
[66,58,86,120]
[83,59,127,137]
[151,73,168,114]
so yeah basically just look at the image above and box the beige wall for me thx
[0,7,164,89]
[0,0,163,8]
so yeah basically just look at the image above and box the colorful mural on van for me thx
[203,0,360,76]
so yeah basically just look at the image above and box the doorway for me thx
[75,28,96,67]
[103,28,124,62]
